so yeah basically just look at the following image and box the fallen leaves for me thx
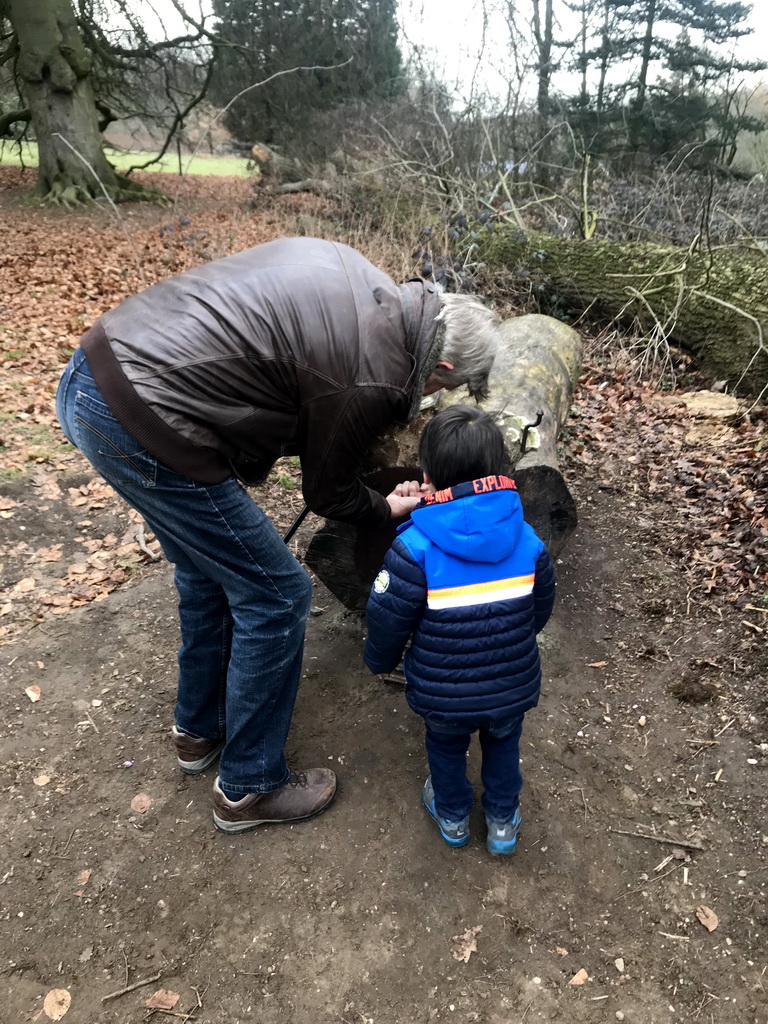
[67,479,115,510]
[130,793,153,814]
[43,989,71,1020]
[0,496,18,519]
[25,685,42,702]
[451,925,482,963]
[568,968,589,986]
[696,905,719,932]
[36,545,63,562]
[569,376,768,608]
[0,483,164,641]
[145,989,180,1011]
[587,661,608,668]
[33,774,51,787]
[12,576,37,594]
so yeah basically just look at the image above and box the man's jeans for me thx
[424,715,524,822]
[56,350,312,796]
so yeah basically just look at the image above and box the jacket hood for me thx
[409,476,523,563]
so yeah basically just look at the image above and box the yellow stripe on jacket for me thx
[427,574,535,610]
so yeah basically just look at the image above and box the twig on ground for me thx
[102,973,162,1003]
[609,828,704,851]
[81,710,100,733]
[654,853,674,873]
[62,828,77,855]
[137,523,161,562]
[146,1012,196,1022]
[714,718,736,738]
[612,865,678,902]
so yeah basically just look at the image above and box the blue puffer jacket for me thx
[364,476,556,724]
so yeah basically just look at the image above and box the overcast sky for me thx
[131,0,767,104]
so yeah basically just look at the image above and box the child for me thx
[364,405,556,854]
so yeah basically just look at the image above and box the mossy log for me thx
[479,227,768,394]
[305,314,582,611]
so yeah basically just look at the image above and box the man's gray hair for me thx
[432,293,501,402]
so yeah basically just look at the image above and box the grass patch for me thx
[12,422,58,443]
[26,446,58,463]
[0,468,25,482]
[0,141,251,178]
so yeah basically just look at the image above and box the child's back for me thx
[364,406,556,854]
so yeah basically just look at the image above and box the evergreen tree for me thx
[562,0,766,168]
[210,0,404,151]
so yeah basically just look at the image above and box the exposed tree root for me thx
[40,171,167,208]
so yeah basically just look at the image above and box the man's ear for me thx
[435,360,455,371]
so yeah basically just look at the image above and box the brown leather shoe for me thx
[171,726,225,775]
[212,769,337,833]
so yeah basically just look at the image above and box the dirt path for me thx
[0,172,766,1023]
[1,445,766,1023]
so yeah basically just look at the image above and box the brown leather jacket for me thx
[81,237,442,527]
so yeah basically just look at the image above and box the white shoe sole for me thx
[177,740,225,775]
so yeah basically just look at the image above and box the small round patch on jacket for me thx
[373,569,390,594]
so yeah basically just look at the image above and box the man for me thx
[56,237,500,834]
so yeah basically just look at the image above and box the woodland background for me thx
[0,3,766,1023]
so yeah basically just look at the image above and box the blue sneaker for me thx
[486,808,522,855]
[422,777,470,848]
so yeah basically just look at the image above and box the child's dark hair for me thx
[419,405,507,490]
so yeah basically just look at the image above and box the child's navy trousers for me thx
[424,715,524,822]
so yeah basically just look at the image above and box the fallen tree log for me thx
[461,313,582,553]
[304,314,582,610]
[249,142,299,180]
[478,227,768,395]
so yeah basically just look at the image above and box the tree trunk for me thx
[532,0,554,183]
[480,227,768,394]
[304,315,583,611]
[8,0,160,205]
[596,1,611,113]
[628,0,657,166]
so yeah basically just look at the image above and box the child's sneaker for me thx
[486,807,522,855]
[422,776,470,848]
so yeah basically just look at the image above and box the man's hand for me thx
[385,479,429,519]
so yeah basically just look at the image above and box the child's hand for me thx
[386,492,420,518]
[385,478,430,518]
[392,479,428,498]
